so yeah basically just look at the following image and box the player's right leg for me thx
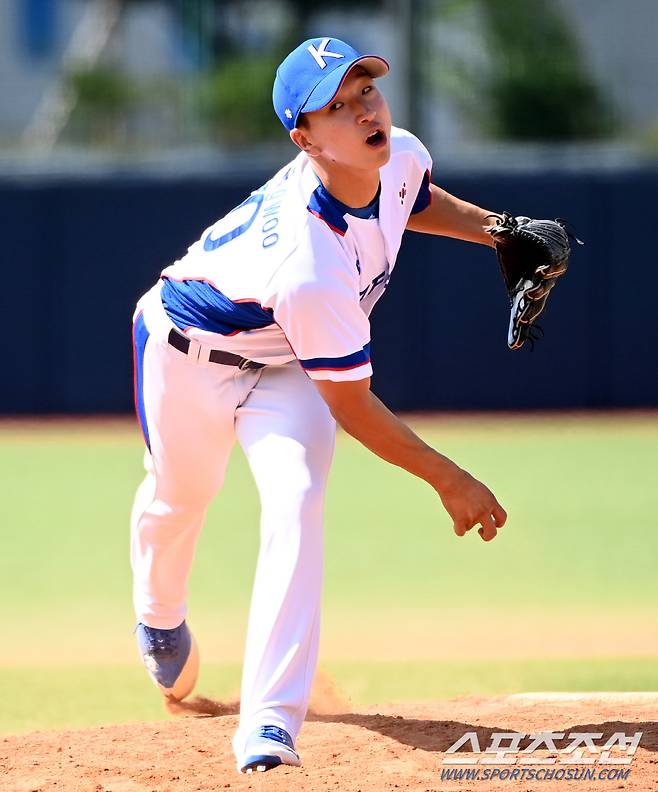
[130,290,262,698]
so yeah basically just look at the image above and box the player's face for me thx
[297,67,392,170]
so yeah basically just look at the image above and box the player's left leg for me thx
[232,361,336,767]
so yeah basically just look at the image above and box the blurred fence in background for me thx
[2,0,658,171]
[2,0,658,413]
[2,167,657,414]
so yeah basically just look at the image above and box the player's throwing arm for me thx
[314,378,506,542]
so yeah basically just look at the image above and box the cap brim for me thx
[299,55,389,119]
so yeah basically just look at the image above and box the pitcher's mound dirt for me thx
[2,694,657,792]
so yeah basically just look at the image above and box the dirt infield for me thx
[3,693,656,792]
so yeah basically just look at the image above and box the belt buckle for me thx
[238,358,253,371]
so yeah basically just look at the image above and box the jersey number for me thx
[203,192,264,252]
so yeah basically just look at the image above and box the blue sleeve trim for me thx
[300,343,371,371]
[410,169,431,215]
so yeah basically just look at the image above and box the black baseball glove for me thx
[486,212,582,350]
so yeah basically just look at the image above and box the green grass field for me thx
[1,414,657,735]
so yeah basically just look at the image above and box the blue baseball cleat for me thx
[136,620,199,701]
[238,725,302,774]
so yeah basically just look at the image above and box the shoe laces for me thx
[142,625,179,657]
[260,725,292,748]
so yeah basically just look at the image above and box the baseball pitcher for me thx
[130,37,575,774]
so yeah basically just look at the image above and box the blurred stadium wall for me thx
[1,0,657,413]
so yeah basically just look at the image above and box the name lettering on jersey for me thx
[261,187,286,249]
[307,38,344,69]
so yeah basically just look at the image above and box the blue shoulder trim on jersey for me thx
[300,343,371,372]
[307,183,380,235]
[410,169,431,215]
[161,278,274,335]
[307,185,348,235]
[346,184,381,219]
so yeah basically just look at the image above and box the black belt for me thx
[167,328,265,370]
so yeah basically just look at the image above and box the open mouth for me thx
[365,129,386,147]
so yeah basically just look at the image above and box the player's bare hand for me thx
[435,465,507,542]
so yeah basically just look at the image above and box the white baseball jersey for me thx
[159,125,432,382]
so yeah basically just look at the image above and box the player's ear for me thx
[290,127,320,157]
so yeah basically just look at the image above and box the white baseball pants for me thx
[130,286,336,756]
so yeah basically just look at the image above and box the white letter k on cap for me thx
[307,38,344,69]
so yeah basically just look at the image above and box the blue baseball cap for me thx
[273,37,389,131]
